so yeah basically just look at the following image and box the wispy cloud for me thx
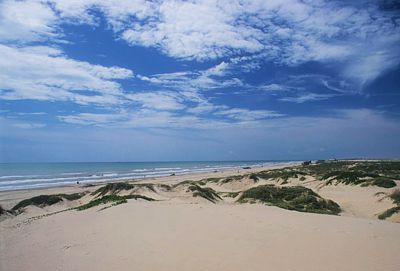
[12,122,46,129]
[0,44,133,105]
[279,93,334,103]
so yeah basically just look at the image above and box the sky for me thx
[0,0,400,162]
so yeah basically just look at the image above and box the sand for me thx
[1,163,400,271]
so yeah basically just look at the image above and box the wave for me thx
[0,161,298,191]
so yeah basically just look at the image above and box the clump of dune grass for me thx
[323,171,396,188]
[238,185,341,215]
[57,192,87,201]
[249,173,259,182]
[76,194,155,211]
[378,189,400,220]
[12,192,86,211]
[378,207,400,220]
[187,185,222,203]
[369,177,396,188]
[220,192,240,198]
[157,184,172,191]
[197,177,221,185]
[253,169,307,182]
[171,180,198,188]
[389,189,400,204]
[219,175,244,184]
[91,182,135,196]
[300,161,399,188]
[0,204,5,215]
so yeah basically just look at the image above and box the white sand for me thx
[1,202,400,271]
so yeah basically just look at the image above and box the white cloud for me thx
[1,0,397,92]
[260,84,287,91]
[0,44,133,105]
[59,105,285,129]
[59,112,126,126]
[0,0,58,43]
[137,62,243,92]
[52,0,400,86]
[126,92,185,111]
[12,122,46,129]
[279,93,334,103]
[215,108,284,121]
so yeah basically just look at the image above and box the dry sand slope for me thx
[1,161,400,271]
[1,202,400,271]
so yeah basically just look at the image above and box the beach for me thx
[1,161,400,271]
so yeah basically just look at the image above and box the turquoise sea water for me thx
[0,161,298,191]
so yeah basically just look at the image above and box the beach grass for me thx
[197,177,221,185]
[76,194,155,211]
[253,169,307,182]
[220,192,241,198]
[187,184,222,203]
[378,206,400,220]
[12,193,86,211]
[91,182,135,196]
[378,189,400,220]
[238,185,341,215]
[219,175,245,184]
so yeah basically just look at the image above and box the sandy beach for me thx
[1,161,400,271]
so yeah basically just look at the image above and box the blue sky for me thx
[0,0,400,162]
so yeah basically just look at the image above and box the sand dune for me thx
[1,162,400,271]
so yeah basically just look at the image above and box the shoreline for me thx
[0,162,300,209]
[0,161,300,192]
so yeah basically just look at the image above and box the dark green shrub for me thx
[238,185,341,215]
[187,185,222,203]
[91,182,135,196]
[390,189,400,204]
[76,194,155,211]
[378,206,400,220]
[12,195,64,210]
[371,177,396,188]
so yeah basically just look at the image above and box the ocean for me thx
[0,160,297,191]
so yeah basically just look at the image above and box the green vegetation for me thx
[378,207,400,220]
[322,171,396,188]
[323,171,379,184]
[76,194,155,211]
[197,177,221,185]
[238,185,341,215]
[252,169,307,182]
[220,192,240,198]
[172,180,197,188]
[370,177,396,188]
[91,182,157,197]
[219,175,244,184]
[300,161,399,188]
[157,184,172,191]
[57,192,86,201]
[390,189,400,204]
[378,189,400,220]
[249,173,259,182]
[301,161,352,175]
[351,161,400,179]
[187,184,222,203]
[91,182,134,196]
[12,192,86,211]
